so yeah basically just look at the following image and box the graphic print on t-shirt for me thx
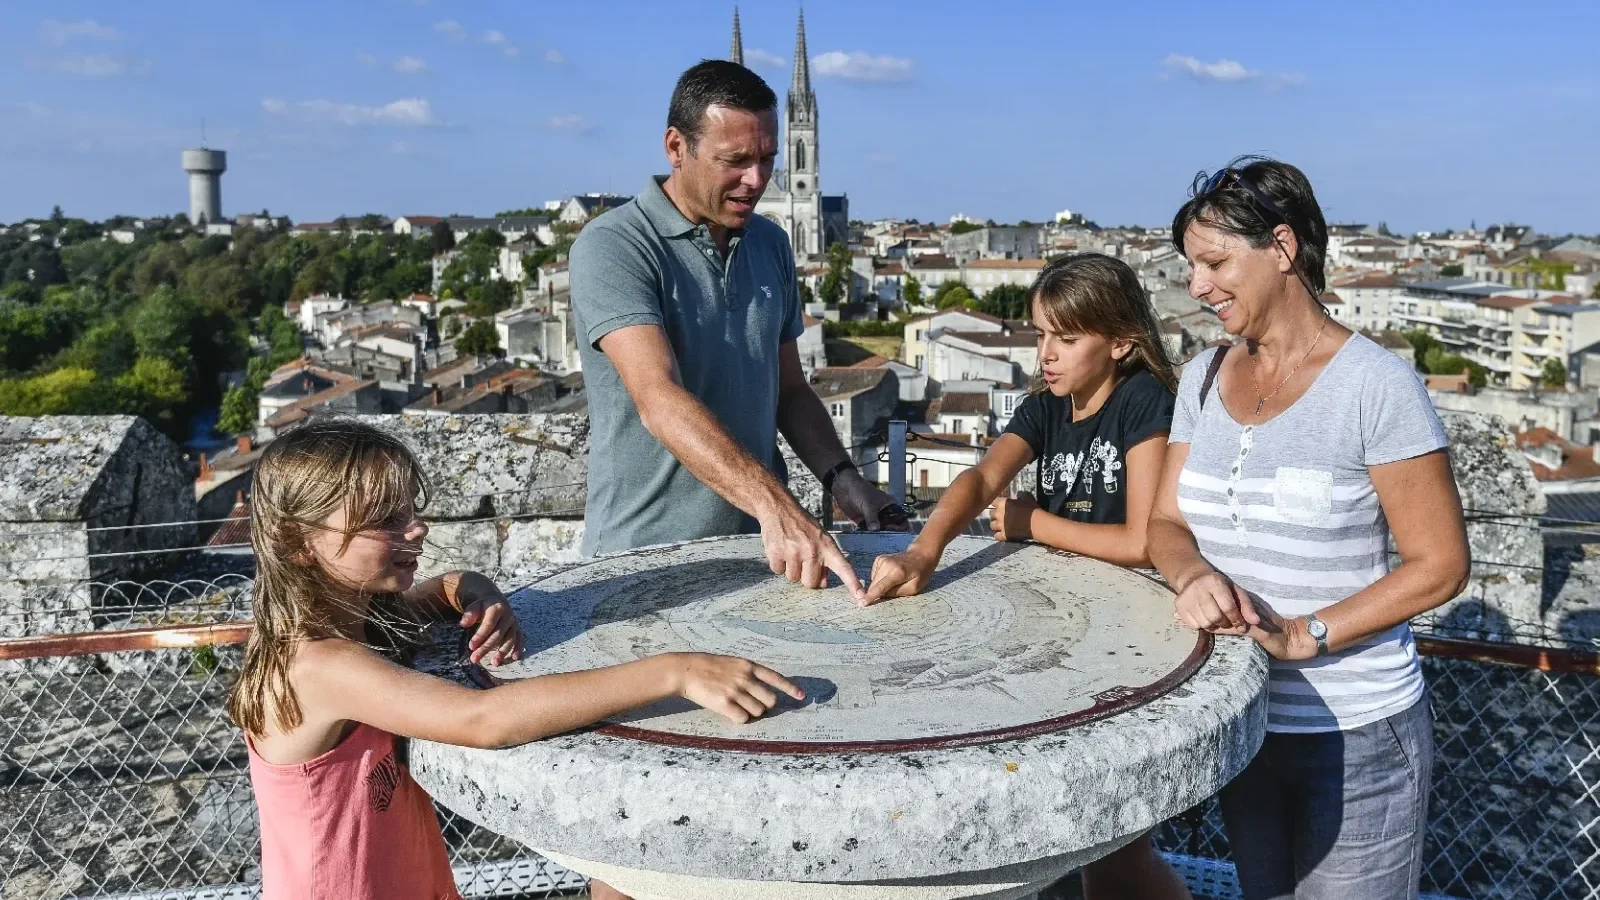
[366,749,400,813]
[1002,370,1174,525]
[1040,437,1124,497]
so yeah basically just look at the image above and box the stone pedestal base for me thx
[549,834,1134,900]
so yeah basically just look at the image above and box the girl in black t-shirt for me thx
[865,253,1187,900]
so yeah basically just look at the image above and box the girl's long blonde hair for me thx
[227,418,431,737]
[1027,253,1178,393]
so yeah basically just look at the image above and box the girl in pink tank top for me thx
[228,420,804,900]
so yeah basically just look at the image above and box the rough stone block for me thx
[419,521,503,582]
[500,519,585,585]
[1431,411,1545,630]
[359,414,588,519]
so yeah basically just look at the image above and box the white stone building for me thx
[963,258,1047,295]
[943,226,1043,267]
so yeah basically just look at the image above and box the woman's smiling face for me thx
[1184,221,1296,340]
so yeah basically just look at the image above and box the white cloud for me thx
[812,51,914,84]
[262,96,437,127]
[481,30,519,58]
[390,140,414,155]
[544,114,593,135]
[745,48,785,70]
[392,55,430,74]
[53,54,148,77]
[356,52,378,68]
[1163,54,1257,83]
[543,48,566,65]
[434,20,466,41]
[42,19,120,46]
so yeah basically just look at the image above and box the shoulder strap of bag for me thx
[1198,344,1229,410]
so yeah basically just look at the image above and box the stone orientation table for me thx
[411,533,1267,900]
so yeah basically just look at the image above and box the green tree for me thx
[469,278,516,317]
[454,320,502,357]
[797,279,815,307]
[980,283,1029,320]
[930,280,969,308]
[113,356,188,430]
[128,286,193,366]
[55,320,137,376]
[819,271,844,307]
[1401,329,1440,369]
[936,284,977,310]
[1543,357,1568,388]
[949,221,981,235]
[1419,348,1487,388]
[0,367,106,416]
[821,242,853,307]
[217,381,259,435]
[902,274,922,308]
[1439,263,1464,277]
[0,301,78,374]
[432,222,457,254]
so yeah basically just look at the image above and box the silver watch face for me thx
[1306,617,1328,639]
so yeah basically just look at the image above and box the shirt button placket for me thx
[1230,425,1252,546]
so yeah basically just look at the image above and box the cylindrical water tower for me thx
[181,148,226,226]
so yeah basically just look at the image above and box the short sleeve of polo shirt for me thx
[569,223,663,351]
[778,238,804,344]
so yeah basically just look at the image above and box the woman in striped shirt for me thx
[1148,156,1470,900]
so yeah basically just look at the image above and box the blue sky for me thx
[3,0,1597,234]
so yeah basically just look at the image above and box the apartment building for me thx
[1394,279,1594,388]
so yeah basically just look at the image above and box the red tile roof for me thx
[1478,295,1540,310]
[207,494,252,548]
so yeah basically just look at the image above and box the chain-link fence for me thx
[0,575,587,900]
[6,571,1600,899]
[1155,613,1600,900]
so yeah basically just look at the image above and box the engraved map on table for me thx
[490,533,1207,751]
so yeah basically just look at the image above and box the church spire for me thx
[729,7,743,66]
[790,9,813,100]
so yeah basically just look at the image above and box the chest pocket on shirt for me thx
[1273,467,1333,526]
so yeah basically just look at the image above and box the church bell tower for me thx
[786,11,819,200]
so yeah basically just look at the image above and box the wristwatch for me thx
[1304,615,1329,657]
[821,459,857,493]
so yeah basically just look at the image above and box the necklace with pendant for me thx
[1252,313,1329,417]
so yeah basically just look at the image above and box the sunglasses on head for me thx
[1197,167,1326,308]
[1200,168,1293,227]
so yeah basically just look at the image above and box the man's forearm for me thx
[776,382,852,477]
[643,380,797,522]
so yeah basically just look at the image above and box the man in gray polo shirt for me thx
[572,60,900,602]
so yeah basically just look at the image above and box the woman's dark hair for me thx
[1171,155,1329,295]
[1028,253,1178,393]
[667,60,778,150]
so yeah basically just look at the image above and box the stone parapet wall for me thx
[1432,411,1547,631]
[355,413,590,587]
[0,416,196,638]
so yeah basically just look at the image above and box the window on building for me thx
[829,402,845,417]
[950,418,963,433]
[915,329,925,340]
[915,354,924,368]
[1003,394,1016,414]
